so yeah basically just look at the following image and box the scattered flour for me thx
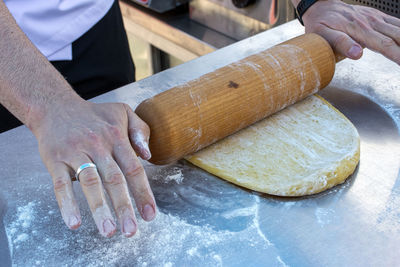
[186,247,199,257]
[6,201,35,247]
[164,168,184,184]
[152,167,185,184]
[315,208,335,227]
[277,256,290,267]
[212,254,223,266]
[221,206,255,219]
[14,233,29,243]
[4,197,282,266]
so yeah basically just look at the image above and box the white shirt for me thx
[5,0,114,61]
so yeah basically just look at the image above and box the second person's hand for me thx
[301,0,400,65]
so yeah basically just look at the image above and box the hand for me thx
[33,99,156,237]
[302,0,400,64]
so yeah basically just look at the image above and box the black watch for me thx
[296,0,319,25]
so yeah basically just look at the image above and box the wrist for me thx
[295,0,320,25]
[27,88,84,135]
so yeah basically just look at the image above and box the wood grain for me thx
[136,34,336,165]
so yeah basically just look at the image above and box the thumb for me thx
[310,25,363,60]
[124,104,152,160]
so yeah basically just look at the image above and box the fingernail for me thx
[134,133,152,160]
[347,45,362,58]
[143,204,155,221]
[141,141,152,160]
[102,219,116,237]
[123,217,137,237]
[68,215,80,229]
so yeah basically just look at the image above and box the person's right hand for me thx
[32,98,156,237]
[301,0,400,65]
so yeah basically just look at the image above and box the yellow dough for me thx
[185,95,360,196]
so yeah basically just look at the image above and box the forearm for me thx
[0,1,82,133]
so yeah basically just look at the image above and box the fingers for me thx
[372,23,400,64]
[95,155,138,237]
[113,142,156,222]
[48,161,81,230]
[359,27,400,65]
[341,12,400,64]
[372,18,400,46]
[384,16,400,28]
[124,104,151,160]
[313,24,363,59]
[70,156,116,237]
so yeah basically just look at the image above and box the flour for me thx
[277,256,290,267]
[315,208,335,227]
[253,196,272,246]
[6,201,35,247]
[4,194,284,266]
[186,246,199,257]
[212,254,223,266]
[14,233,29,243]
[152,166,185,184]
[221,206,256,219]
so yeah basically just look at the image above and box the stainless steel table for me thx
[1,21,399,266]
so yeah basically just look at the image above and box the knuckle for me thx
[394,32,400,42]
[368,15,379,25]
[125,164,145,179]
[351,18,368,30]
[122,103,131,112]
[104,172,125,186]
[333,35,347,47]
[381,37,396,49]
[80,170,100,187]
[128,127,137,138]
[65,138,80,151]
[53,177,69,193]
[341,10,352,21]
[81,176,100,187]
[115,205,132,216]
[92,202,109,214]
[391,54,400,65]
[92,146,107,158]
[86,130,101,144]
[312,24,326,33]
[143,123,150,134]
[108,125,124,140]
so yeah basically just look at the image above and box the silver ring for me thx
[75,163,97,181]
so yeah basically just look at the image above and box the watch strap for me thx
[296,0,319,25]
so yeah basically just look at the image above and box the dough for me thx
[185,95,360,196]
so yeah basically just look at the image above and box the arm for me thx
[0,1,156,237]
[290,0,400,64]
[0,1,80,128]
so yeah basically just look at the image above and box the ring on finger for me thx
[75,163,97,182]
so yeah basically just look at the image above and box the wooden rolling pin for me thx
[136,33,336,165]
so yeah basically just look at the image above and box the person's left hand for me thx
[32,98,156,238]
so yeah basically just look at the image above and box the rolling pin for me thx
[136,33,336,165]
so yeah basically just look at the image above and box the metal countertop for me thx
[1,21,399,266]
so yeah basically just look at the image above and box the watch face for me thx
[232,0,256,8]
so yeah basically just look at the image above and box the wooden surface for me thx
[120,1,216,61]
[136,33,336,165]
